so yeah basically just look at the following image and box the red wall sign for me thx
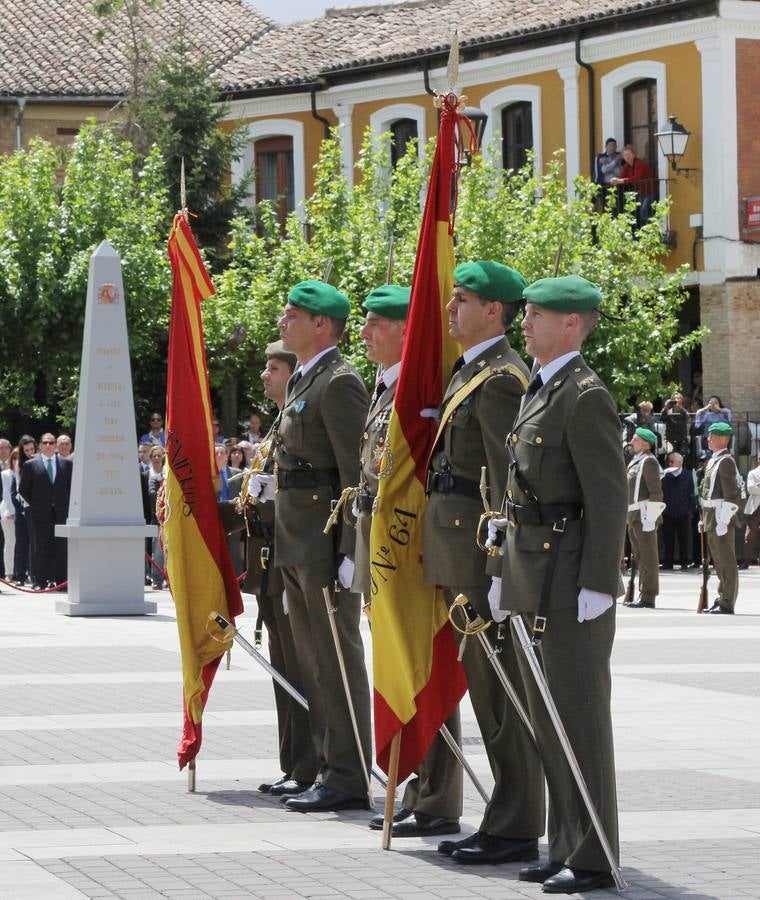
[744,196,760,232]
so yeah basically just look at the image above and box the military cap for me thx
[453,260,526,303]
[364,284,411,320]
[708,421,733,436]
[635,427,657,447]
[523,274,602,312]
[288,279,350,318]
[265,339,297,368]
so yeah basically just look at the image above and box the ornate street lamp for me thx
[655,115,698,177]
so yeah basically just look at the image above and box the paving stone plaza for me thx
[0,569,758,899]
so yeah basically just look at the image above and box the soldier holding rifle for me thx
[422,260,545,866]
[255,280,372,812]
[497,275,627,894]
[624,427,664,609]
[353,284,464,838]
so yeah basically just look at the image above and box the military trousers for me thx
[401,708,463,819]
[281,561,372,798]
[256,587,318,784]
[511,604,619,872]
[628,520,659,600]
[444,586,544,839]
[706,527,739,610]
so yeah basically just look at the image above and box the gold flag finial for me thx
[446,31,459,91]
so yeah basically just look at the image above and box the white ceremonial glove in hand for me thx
[486,516,508,556]
[247,472,275,503]
[281,589,288,616]
[642,518,656,533]
[338,557,355,590]
[577,588,613,623]
[488,577,509,623]
[716,522,728,537]
[420,408,440,422]
[697,519,704,533]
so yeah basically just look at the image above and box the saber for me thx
[450,595,536,746]
[439,723,489,805]
[322,585,374,809]
[207,611,387,789]
[510,613,627,893]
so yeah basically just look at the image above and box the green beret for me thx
[635,427,657,447]
[288,279,350,318]
[265,339,297,368]
[364,284,410,320]
[708,421,733,436]
[523,274,602,312]
[453,260,526,303]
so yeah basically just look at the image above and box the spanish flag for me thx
[370,96,470,780]
[164,213,243,770]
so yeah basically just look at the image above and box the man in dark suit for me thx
[422,261,545,865]
[18,432,72,590]
[499,275,627,894]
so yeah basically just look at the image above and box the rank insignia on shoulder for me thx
[295,400,307,413]
[578,376,599,391]
[332,363,350,374]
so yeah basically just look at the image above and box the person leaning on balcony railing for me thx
[660,391,690,457]
[609,144,656,226]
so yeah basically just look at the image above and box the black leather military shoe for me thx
[437,830,483,857]
[284,783,368,812]
[270,778,312,797]
[368,807,413,830]
[541,866,615,894]
[518,860,564,883]
[258,775,288,794]
[708,603,734,614]
[630,597,655,608]
[392,812,460,838]
[451,834,539,865]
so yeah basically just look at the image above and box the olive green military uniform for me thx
[500,353,627,873]
[422,336,545,841]
[626,452,663,602]
[353,377,462,820]
[274,347,372,799]
[701,449,742,611]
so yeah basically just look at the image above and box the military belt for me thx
[506,501,583,527]
[426,471,481,501]
[355,491,375,514]
[276,467,338,490]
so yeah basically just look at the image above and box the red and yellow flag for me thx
[370,95,471,780]
[163,213,243,770]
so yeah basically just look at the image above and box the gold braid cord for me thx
[323,486,358,534]
[233,438,272,535]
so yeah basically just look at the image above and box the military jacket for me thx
[700,451,742,531]
[500,355,627,612]
[626,453,663,524]
[352,380,396,597]
[422,337,529,588]
[274,348,369,567]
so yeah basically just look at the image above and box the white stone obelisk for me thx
[56,240,157,615]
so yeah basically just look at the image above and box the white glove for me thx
[486,516,508,556]
[640,500,665,533]
[247,472,275,503]
[338,557,355,589]
[577,588,613,623]
[488,577,509,622]
[697,519,704,533]
[281,589,288,616]
[642,518,656,533]
[716,522,728,537]
[420,407,440,422]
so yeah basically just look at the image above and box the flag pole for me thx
[187,758,196,793]
[381,732,401,850]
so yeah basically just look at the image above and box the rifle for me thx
[697,517,709,613]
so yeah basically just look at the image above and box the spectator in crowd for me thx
[237,439,253,467]
[214,443,243,574]
[624,400,656,443]
[0,448,17,582]
[139,412,165,447]
[212,414,225,445]
[661,452,695,570]
[594,137,623,202]
[694,395,731,454]
[610,144,657,226]
[742,450,760,569]
[228,444,247,472]
[18,432,73,590]
[0,438,11,469]
[0,437,9,578]
[56,434,73,459]
[660,392,690,457]
[138,442,152,473]
[146,446,166,590]
[14,436,37,586]
[242,412,264,444]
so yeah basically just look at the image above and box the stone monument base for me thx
[55,524,158,617]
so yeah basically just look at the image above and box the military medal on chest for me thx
[372,407,394,478]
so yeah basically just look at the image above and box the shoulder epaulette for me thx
[577,375,602,392]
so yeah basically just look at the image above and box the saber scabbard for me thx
[510,613,627,893]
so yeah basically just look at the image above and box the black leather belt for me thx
[276,468,338,490]
[426,470,480,501]
[355,491,375,513]
[506,501,583,527]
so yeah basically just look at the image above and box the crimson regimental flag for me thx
[163,213,244,770]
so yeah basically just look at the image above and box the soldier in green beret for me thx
[422,260,545,865]
[497,274,627,893]
[700,421,742,613]
[254,280,372,812]
[625,426,664,608]
[351,284,464,837]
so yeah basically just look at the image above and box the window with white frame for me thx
[479,84,542,176]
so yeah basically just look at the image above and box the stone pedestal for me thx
[56,240,157,616]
